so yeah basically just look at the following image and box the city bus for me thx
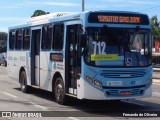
[7,11,152,105]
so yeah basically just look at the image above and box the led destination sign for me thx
[88,12,149,25]
[98,16,140,24]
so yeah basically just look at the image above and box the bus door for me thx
[31,29,41,86]
[66,24,81,95]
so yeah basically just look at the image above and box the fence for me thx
[152,55,160,67]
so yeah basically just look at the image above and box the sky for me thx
[1,0,160,32]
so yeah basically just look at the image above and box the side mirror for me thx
[80,34,87,48]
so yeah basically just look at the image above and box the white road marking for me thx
[68,117,79,120]
[152,92,160,97]
[29,102,48,110]
[0,75,8,77]
[2,92,17,98]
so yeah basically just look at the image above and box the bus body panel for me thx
[39,51,52,91]
[78,61,152,100]
[80,80,152,100]
[20,51,31,85]
[7,51,31,85]
[8,51,21,80]
[39,51,66,92]
[77,78,83,99]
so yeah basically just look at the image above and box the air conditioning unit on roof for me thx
[27,12,74,23]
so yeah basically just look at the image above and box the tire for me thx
[20,71,30,93]
[54,77,68,105]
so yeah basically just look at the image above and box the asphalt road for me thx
[0,66,160,120]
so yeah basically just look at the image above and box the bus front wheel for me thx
[20,71,29,93]
[54,77,68,105]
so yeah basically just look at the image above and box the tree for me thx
[151,16,159,29]
[0,32,7,52]
[31,10,49,17]
[150,16,160,40]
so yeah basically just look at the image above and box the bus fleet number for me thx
[92,41,106,54]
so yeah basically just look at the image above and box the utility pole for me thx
[82,0,85,12]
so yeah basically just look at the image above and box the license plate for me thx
[120,91,131,96]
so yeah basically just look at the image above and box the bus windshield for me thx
[84,27,151,67]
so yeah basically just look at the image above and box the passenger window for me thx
[52,24,64,50]
[42,25,52,50]
[15,29,22,50]
[9,30,15,50]
[23,28,30,50]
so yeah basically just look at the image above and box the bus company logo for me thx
[2,112,11,117]
[56,64,64,70]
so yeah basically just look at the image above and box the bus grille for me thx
[106,89,144,96]
[100,70,146,78]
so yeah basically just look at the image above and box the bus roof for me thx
[8,10,149,30]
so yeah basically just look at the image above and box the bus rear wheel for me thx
[54,77,68,105]
[20,71,30,93]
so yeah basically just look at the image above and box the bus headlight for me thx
[85,76,93,83]
[85,76,102,90]
[94,79,102,90]
[146,77,152,89]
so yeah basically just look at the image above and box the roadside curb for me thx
[153,79,160,84]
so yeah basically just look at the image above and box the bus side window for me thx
[9,30,15,50]
[42,25,52,50]
[15,29,22,50]
[52,24,64,50]
[23,28,30,50]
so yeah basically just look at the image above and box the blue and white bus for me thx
[7,11,152,104]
